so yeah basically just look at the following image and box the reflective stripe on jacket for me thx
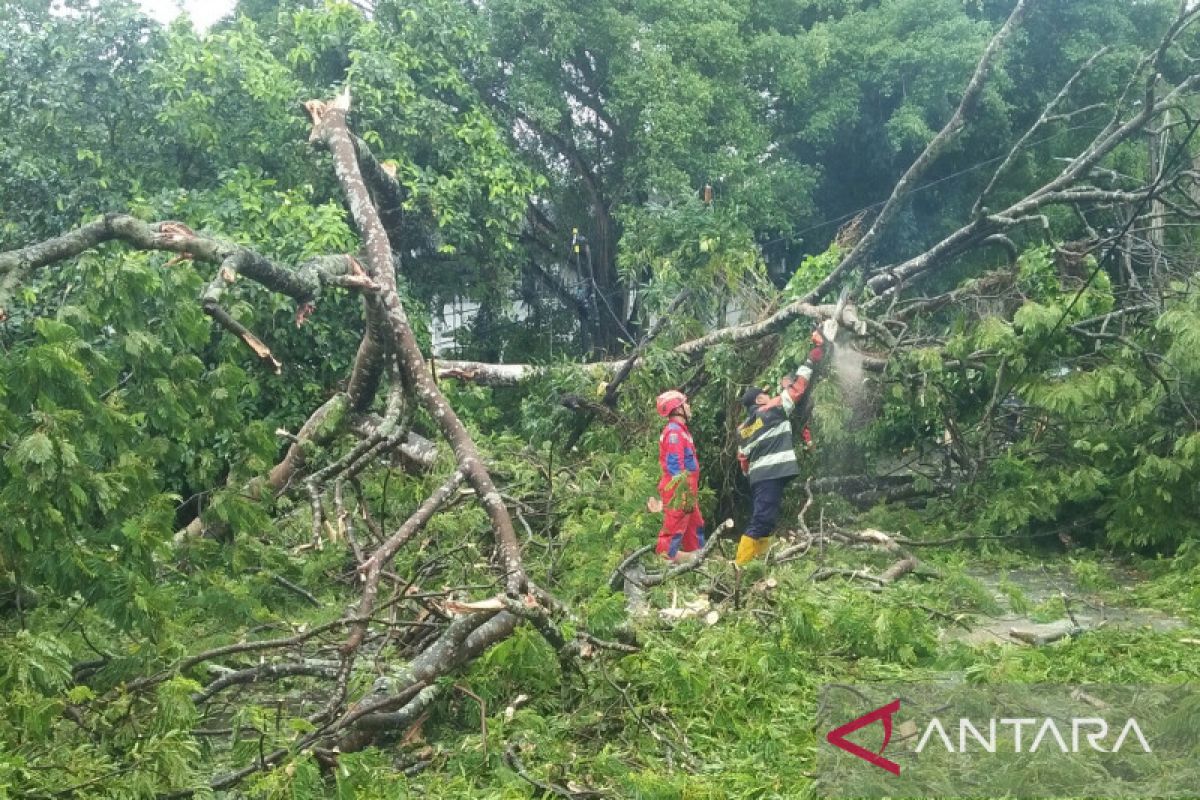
[737,391,801,485]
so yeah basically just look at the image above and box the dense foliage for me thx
[1,0,1199,797]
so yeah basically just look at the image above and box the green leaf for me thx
[11,432,54,466]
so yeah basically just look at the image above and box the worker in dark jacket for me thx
[734,328,828,565]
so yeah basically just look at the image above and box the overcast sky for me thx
[135,0,237,31]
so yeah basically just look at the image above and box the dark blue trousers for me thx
[746,476,794,539]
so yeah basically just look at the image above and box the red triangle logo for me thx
[825,699,902,775]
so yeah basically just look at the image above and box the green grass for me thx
[351,546,1200,799]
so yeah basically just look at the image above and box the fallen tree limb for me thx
[504,743,606,799]
[806,0,1031,302]
[122,615,359,694]
[608,545,656,592]
[307,88,528,597]
[1007,619,1093,646]
[345,469,466,653]
[865,1,1200,297]
[622,519,734,589]
[191,661,340,705]
[197,610,522,795]
[811,555,922,591]
[0,211,405,546]
[349,420,438,473]
[878,556,920,583]
[0,213,374,317]
[177,395,439,542]
[434,302,853,385]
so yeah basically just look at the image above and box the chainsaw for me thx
[820,285,851,344]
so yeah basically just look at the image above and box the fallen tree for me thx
[0,89,616,793]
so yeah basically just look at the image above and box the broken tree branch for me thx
[504,743,606,799]
[435,300,853,386]
[307,87,528,597]
[0,214,372,315]
[811,556,920,590]
[807,0,1031,302]
[866,2,1200,297]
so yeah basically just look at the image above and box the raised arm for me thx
[780,329,828,413]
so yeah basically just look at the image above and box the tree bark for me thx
[434,299,853,385]
[306,90,528,596]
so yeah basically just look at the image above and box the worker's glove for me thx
[805,329,825,365]
[737,452,750,475]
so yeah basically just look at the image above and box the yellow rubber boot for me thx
[753,536,772,561]
[734,535,758,566]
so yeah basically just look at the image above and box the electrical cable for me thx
[756,119,1108,250]
[988,114,1200,409]
[433,115,1130,353]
